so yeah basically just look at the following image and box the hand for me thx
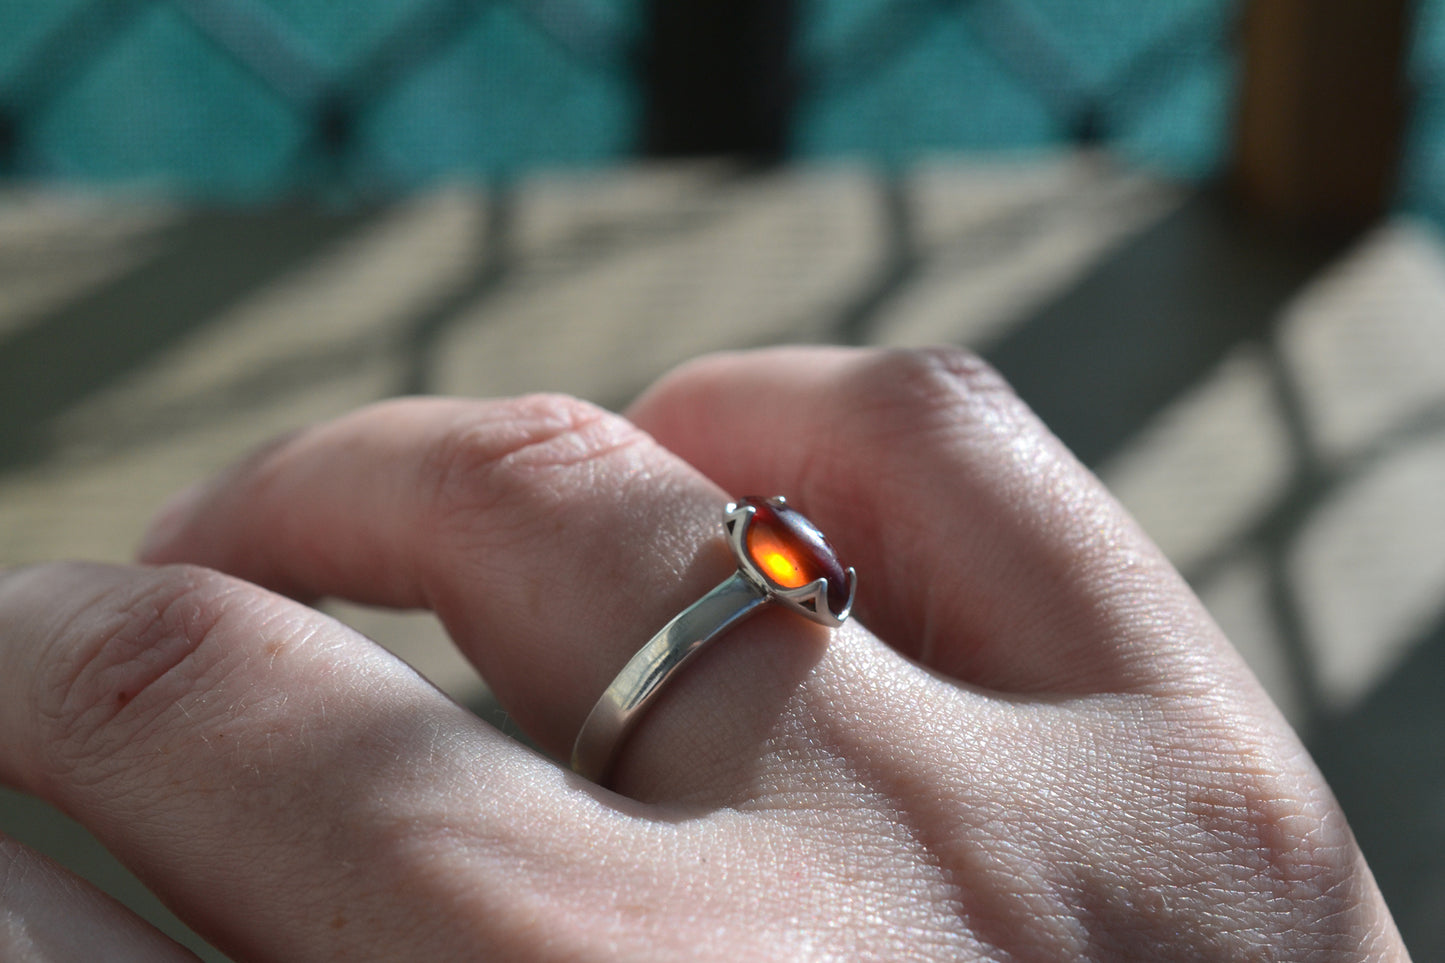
[0,347,1407,960]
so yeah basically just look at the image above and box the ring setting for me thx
[570,496,855,784]
[723,497,854,627]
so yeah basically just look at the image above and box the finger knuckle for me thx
[851,347,1021,434]
[421,394,648,524]
[32,564,246,785]
[1144,706,1368,950]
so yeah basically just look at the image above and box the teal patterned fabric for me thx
[0,0,644,199]
[0,0,1436,210]
[793,0,1234,176]
[1406,0,1445,221]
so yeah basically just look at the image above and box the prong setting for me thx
[724,497,854,628]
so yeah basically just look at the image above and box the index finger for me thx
[0,562,584,959]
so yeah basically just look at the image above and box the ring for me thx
[570,496,857,785]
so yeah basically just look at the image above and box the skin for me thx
[0,346,1409,961]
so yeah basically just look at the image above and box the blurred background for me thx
[0,1,1442,959]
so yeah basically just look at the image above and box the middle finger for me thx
[139,395,886,801]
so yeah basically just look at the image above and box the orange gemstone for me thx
[740,497,849,613]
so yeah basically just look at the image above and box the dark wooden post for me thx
[641,1,796,161]
[1232,0,1413,233]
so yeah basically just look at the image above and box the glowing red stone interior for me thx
[741,497,849,613]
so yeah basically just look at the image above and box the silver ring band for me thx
[570,497,855,785]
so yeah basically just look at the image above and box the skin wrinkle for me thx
[810,663,1345,961]
[416,399,603,608]
[8,567,553,959]
[839,354,1037,666]
[749,662,1034,959]
[222,716,532,959]
[760,799,980,961]
[24,567,244,796]
[59,576,343,813]
[969,722,1116,960]
[852,349,1255,696]
[419,394,651,544]
[659,641,986,958]
[413,396,706,753]
[454,807,767,961]
[1053,738,1248,959]
[852,769,1018,962]
[821,350,1178,695]
[1062,695,1371,959]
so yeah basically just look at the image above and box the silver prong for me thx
[775,576,849,628]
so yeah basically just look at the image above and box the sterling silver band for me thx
[570,497,855,786]
[569,570,767,784]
